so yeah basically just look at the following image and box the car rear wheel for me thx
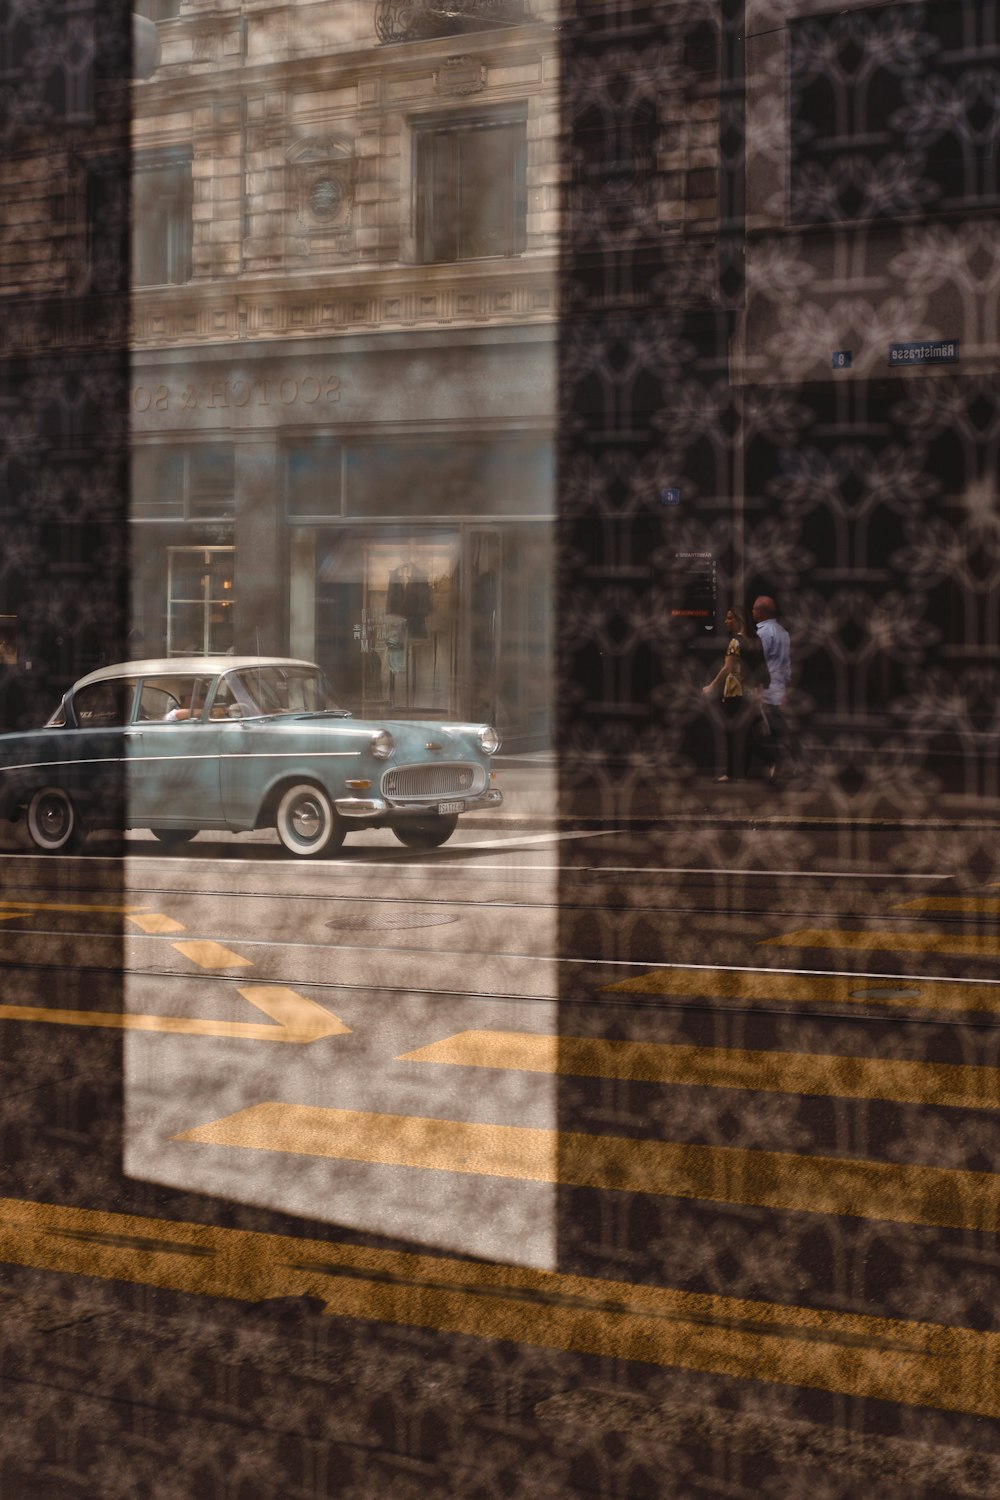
[26,787,81,854]
[391,814,458,850]
[151,828,198,848]
[275,783,345,858]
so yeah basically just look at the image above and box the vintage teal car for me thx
[0,657,502,855]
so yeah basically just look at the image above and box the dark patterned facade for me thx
[5,0,1000,1495]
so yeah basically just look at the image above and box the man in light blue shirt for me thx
[751,595,791,781]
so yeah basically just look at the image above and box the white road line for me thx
[115,937,1000,989]
[429,831,619,851]
[581,868,955,881]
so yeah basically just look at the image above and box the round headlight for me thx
[477,725,501,755]
[370,729,395,760]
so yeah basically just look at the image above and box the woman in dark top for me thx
[702,606,768,781]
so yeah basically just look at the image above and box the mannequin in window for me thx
[387,562,432,639]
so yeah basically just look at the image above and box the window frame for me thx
[132,148,194,288]
[411,106,528,264]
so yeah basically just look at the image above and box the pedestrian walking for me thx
[702,606,769,782]
[748,595,791,783]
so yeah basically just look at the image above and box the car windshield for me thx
[228,665,333,716]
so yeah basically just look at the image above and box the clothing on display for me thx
[387,564,432,638]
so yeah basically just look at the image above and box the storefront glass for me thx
[124,0,558,1261]
[298,520,551,745]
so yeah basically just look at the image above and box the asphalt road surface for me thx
[3,823,1000,1497]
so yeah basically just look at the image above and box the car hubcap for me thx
[40,799,68,838]
[292,799,322,841]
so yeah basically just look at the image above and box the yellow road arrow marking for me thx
[171,939,253,969]
[1,1196,999,1417]
[175,1102,1000,1234]
[0,986,349,1042]
[234,985,351,1042]
[398,1030,1000,1111]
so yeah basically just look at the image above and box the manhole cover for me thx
[326,911,459,931]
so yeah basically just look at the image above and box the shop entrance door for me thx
[166,546,235,656]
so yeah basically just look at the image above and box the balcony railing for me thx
[374,0,526,44]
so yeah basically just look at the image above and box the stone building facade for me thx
[126,0,561,746]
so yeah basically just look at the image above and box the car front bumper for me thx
[334,788,503,818]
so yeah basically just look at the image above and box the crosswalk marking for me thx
[175,1102,1000,1234]
[128,912,186,934]
[399,1030,1000,1111]
[762,928,1000,958]
[1,1195,998,1417]
[604,965,1000,1014]
[171,938,253,969]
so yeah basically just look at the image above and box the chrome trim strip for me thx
[124,751,359,764]
[0,757,121,775]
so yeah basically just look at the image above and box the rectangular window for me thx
[133,153,193,286]
[344,439,553,518]
[285,439,343,519]
[86,159,129,293]
[132,445,234,520]
[167,547,234,656]
[134,0,181,19]
[789,0,1000,223]
[416,115,527,262]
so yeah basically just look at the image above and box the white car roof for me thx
[71,657,321,690]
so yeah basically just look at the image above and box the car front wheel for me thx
[274,783,345,858]
[26,786,81,854]
[391,814,458,850]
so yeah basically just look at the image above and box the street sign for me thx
[832,351,852,369]
[889,340,959,366]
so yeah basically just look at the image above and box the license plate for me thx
[438,800,464,815]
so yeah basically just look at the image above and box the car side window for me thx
[72,681,133,728]
[208,680,240,719]
[139,676,212,722]
[137,685,180,721]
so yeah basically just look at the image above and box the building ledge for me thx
[130,256,558,348]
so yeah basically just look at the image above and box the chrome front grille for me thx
[381,762,486,801]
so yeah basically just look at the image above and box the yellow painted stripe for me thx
[0,987,349,1043]
[0,901,148,914]
[171,939,253,969]
[1,1196,998,1417]
[399,1030,1000,1111]
[177,1103,1000,1234]
[128,912,186,934]
[895,898,1000,913]
[604,966,1000,1015]
[763,928,1000,959]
